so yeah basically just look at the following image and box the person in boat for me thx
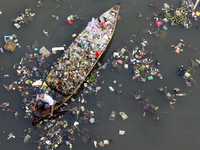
[33,89,55,116]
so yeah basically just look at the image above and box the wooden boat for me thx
[32,3,121,124]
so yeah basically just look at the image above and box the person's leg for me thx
[37,101,44,110]
[44,103,51,113]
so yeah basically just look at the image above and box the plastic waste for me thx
[43,30,49,37]
[32,40,39,51]
[117,60,123,64]
[163,2,170,9]
[195,59,200,65]
[14,23,21,29]
[90,118,95,123]
[124,64,128,69]
[7,133,15,140]
[67,20,73,24]
[96,86,101,91]
[56,16,60,20]
[15,111,19,119]
[143,112,146,117]
[81,106,85,111]
[163,25,168,30]
[119,112,128,120]
[72,33,77,37]
[4,36,13,43]
[113,80,117,83]
[61,120,68,128]
[109,111,116,121]
[103,140,109,145]
[0,102,9,107]
[113,52,119,57]
[98,141,105,147]
[109,86,114,91]
[148,76,153,80]
[25,79,32,84]
[137,13,142,18]
[0,48,3,53]
[163,18,168,22]
[3,74,9,78]
[39,46,51,57]
[52,47,64,54]
[24,134,31,143]
[166,92,171,97]
[94,141,97,148]
[176,93,187,96]
[119,130,125,135]
[74,121,79,126]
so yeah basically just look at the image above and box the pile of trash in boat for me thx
[12,8,35,29]
[46,9,117,95]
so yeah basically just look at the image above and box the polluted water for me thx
[1,0,200,150]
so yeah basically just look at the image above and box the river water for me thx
[1,0,200,150]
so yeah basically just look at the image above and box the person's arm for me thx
[50,103,54,116]
[33,100,37,111]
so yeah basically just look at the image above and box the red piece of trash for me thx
[155,20,163,26]
[95,52,101,57]
[117,60,123,64]
[21,85,26,91]
[67,20,73,25]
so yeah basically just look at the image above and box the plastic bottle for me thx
[119,112,128,120]
[163,3,169,9]
[109,86,114,91]
[56,16,60,20]
[94,141,97,148]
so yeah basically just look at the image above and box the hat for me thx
[38,89,44,94]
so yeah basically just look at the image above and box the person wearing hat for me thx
[33,89,54,116]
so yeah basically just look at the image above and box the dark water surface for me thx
[1,0,200,150]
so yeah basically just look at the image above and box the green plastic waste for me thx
[148,76,153,80]
[167,92,171,97]
[163,25,168,30]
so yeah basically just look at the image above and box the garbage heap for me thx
[131,40,163,82]
[161,1,198,29]
[3,34,20,52]
[3,42,56,118]
[157,87,187,109]
[33,94,110,150]
[177,64,197,86]
[100,40,163,82]
[157,86,175,100]
[47,9,118,95]
[13,8,35,29]
[132,89,160,121]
